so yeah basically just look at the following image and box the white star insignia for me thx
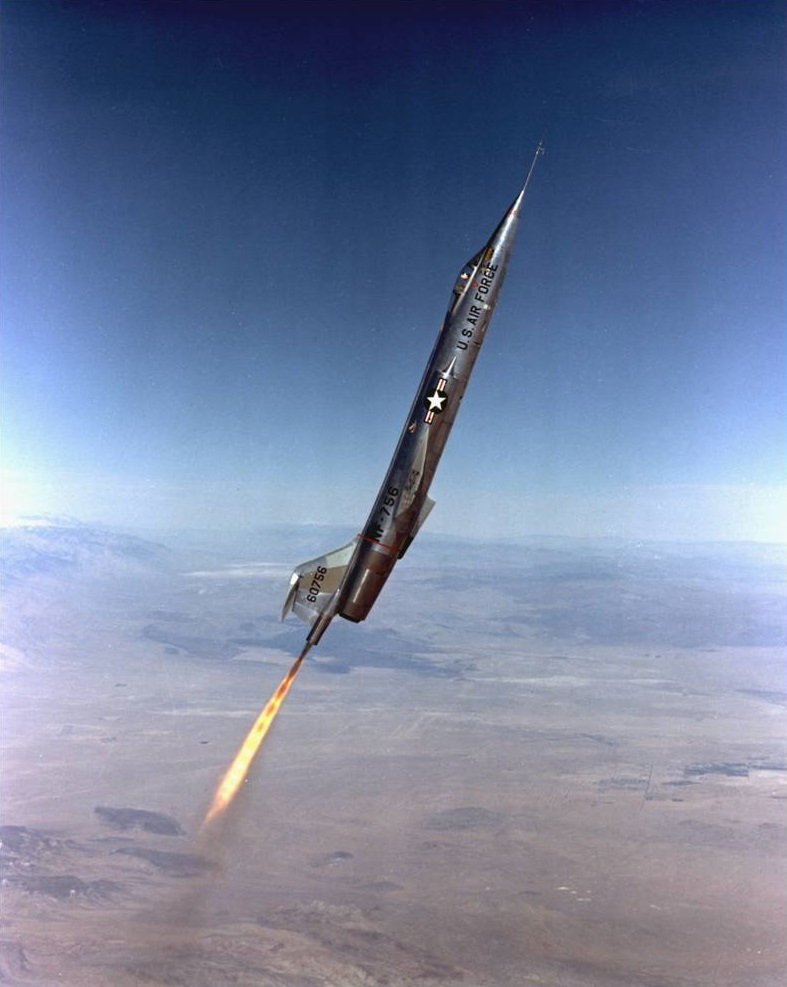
[426,391,447,412]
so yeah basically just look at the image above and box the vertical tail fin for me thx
[281,539,357,628]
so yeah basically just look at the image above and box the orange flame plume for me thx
[202,646,310,829]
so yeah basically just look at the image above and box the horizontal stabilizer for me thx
[281,539,357,628]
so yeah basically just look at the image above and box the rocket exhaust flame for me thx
[201,644,311,829]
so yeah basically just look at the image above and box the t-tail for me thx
[281,538,358,645]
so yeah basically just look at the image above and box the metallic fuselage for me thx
[339,242,513,622]
[336,169,536,627]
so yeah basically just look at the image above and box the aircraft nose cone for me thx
[487,143,543,253]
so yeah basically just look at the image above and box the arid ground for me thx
[2,523,785,986]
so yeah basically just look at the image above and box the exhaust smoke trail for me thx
[201,644,311,829]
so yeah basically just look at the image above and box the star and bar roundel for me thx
[423,377,448,424]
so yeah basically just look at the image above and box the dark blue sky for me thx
[2,1,785,540]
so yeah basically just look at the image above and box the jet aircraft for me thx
[283,146,543,653]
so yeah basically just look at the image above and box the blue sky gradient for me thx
[2,1,785,540]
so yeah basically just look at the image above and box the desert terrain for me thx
[2,522,785,986]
